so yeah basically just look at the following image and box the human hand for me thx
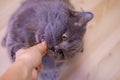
[15,41,47,80]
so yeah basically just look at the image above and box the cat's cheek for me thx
[56,41,69,49]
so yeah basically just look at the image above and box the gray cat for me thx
[2,0,93,80]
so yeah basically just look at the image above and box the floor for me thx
[0,0,120,80]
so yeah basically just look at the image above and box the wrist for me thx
[1,60,31,80]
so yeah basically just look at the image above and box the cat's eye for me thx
[62,34,67,41]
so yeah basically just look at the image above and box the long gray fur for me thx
[2,0,94,80]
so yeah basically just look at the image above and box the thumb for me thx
[16,41,47,68]
[28,41,47,67]
[30,41,47,56]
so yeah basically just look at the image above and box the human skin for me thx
[0,41,47,80]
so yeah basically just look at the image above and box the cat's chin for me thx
[47,50,65,60]
[47,49,75,62]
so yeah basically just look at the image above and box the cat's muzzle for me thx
[49,47,66,60]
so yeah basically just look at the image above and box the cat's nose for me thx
[50,47,55,51]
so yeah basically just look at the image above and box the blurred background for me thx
[0,0,120,80]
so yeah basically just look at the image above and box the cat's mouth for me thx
[49,47,65,60]
[56,49,65,59]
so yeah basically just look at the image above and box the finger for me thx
[36,64,43,74]
[15,41,47,68]
[16,49,26,57]
[16,41,47,57]
[30,41,47,56]
[32,69,39,80]
[15,49,27,61]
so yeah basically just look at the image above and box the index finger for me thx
[30,41,48,56]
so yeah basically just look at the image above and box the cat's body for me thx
[2,0,93,80]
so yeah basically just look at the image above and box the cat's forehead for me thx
[45,2,70,15]
[45,4,70,27]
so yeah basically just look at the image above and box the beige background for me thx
[0,0,120,80]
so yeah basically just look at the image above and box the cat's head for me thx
[37,3,94,61]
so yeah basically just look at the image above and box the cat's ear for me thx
[69,11,94,26]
